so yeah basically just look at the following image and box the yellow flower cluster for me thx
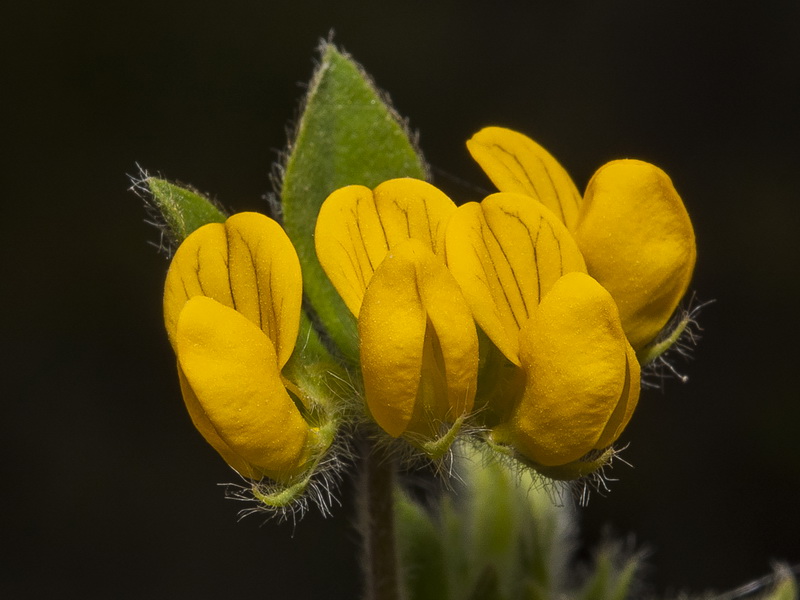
[163,127,696,480]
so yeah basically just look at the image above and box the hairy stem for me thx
[358,438,402,600]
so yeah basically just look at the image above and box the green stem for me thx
[359,438,402,600]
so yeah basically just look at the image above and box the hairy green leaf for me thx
[281,42,427,362]
[145,177,226,243]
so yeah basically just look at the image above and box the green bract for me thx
[146,177,226,242]
[281,44,427,363]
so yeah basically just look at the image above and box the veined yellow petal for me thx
[574,160,697,350]
[223,212,302,369]
[359,240,478,438]
[372,179,454,254]
[445,193,586,365]
[164,212,302,368]
[314,184,386,316]
[513,273,630,467]
[164,223,232,351]
[176,296,310,476]
[315,178,456,317]
[467,127,583,229]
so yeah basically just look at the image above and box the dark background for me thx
[4,1,799,597]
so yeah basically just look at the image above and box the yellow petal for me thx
[445,192,586,365]
[574,160,697,350]
[413,246,479,432]
[372,179,454,254]
[359,240,478,437]
[358,245,425,437]
[164,222,232,351]
[222,212,302,368]
[315,178,456,317]
[314,184,385,316]
[164,212,302,368]
[176,296,309,476]
[177,364,264,480]
[593,341,641,450]
[467,127,583,229]
[513,273,631,467]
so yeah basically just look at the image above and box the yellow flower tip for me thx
[466,126,583,228]
[445,192,587,366]
[315,178,457,318]
[176,295,311,479]
[511,272,636,467]
[359,239,478,439]
[163,211,303,368]
[574,159,697,350]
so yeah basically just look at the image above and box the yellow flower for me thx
[306,128,694,473]
[315,179,479,446]
[509,273,640,467]
[445,191,640,468]
[466,126,697,351]
[163,212,316,482]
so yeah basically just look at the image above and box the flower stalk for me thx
[359,439,402,600]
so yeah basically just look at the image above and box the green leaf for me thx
[395,491,448,600]
[575,543,642,600]
[394,443,577,600]
[466,453,521,596]
[462,445,574,600]
[439,496,472,600]
[281,42,427,362]
[145,177,226,243]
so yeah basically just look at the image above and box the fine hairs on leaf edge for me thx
[575,530,650,600]
[460,437,576,508]
[129,165,177,257]
[128,164,229,258]
[364,402,498,492]
[221,424,353,526]
[476,434,634,507]
[571,446,633,507]
[224,361,367,524]
[640,294,715,390]
[357,400,631,507]
[272,34,430,212]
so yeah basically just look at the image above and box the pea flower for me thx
[445,191,640,472]
[315,178,479,452]
[163,212,330,483]
[466,126,697,351]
